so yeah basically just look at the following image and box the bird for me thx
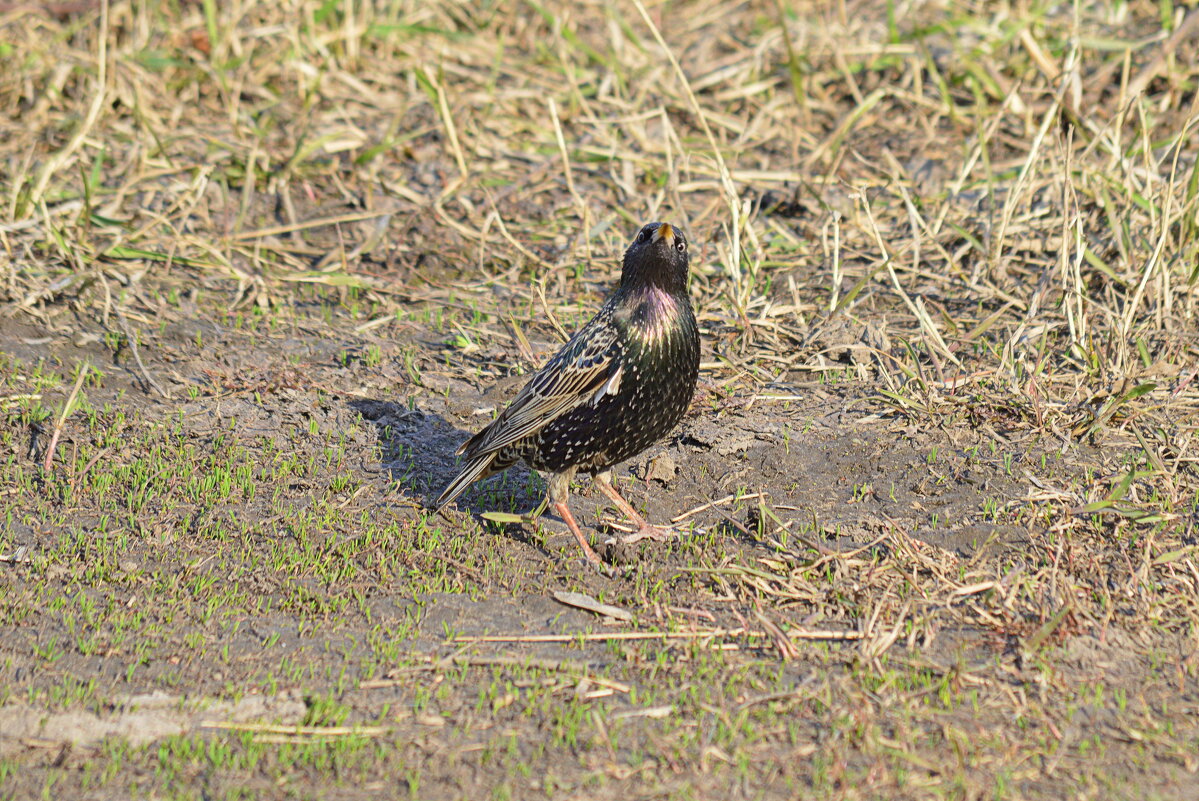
[435,221,700,568]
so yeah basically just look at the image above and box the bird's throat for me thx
[624,284,682,341]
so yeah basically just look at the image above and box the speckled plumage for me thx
[435,222,700,566]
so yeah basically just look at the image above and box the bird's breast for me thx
[522,293,698,475]
[619,285,682,342]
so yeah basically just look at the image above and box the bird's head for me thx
[620,221,690,296]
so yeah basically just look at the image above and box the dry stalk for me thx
[42,363,90,472]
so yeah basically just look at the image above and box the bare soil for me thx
[3,1,1199,800]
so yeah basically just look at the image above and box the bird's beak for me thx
[651,223,674,245]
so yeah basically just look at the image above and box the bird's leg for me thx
[546,469,604,568]
[552,500,604,568]
[594,472,674,543]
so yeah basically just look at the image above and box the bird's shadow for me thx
[348,399,553,544]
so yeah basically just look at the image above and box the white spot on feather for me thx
[591,364,623,405]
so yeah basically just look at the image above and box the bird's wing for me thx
[459,322,621,460]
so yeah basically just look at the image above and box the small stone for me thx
[645,454,677,485]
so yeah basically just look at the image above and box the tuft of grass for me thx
[1,1,1199,799]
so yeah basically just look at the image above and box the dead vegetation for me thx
[2,0,1199,799]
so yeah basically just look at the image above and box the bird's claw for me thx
[616,524,676,544]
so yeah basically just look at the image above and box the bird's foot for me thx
[617,523,677,544]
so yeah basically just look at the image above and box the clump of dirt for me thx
[3,1,1199,797]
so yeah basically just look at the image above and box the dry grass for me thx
[2,0,1199,799]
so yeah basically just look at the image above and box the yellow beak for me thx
[651,223,674,244]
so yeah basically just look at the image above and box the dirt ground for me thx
[3,1,1199,800]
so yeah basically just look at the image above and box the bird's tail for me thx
[433,453,497,511]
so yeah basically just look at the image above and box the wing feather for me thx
[459,320,620,460]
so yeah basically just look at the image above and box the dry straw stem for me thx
[2,2,1199,796]
[450,627,864,645]
[28,0,109,205]
[361,653,632,694]
[1119,108,1198,340]
[547,96,593,266]
[42,362,90,472]
[629,0,745,298]
[200,721,387,737]
[430,66,469,179]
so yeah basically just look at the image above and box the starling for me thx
[436,221,700,567]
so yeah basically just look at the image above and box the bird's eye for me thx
[639,228,652,243]
[676,240,686,253]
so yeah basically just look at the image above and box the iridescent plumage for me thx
[436,222,700,567]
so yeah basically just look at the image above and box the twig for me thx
[1125,9,1199,103]
[120,312,169,399]
[671,492,764,523]
[200,722,386,737]
[69,446,110,493]
[360,654,631,694]
[449,627,863,645]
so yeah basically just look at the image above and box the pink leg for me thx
[594,474,675,543]
[552,500,604,567]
